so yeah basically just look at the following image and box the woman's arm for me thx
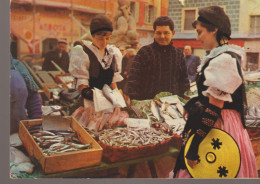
[186,94,224,168]
[69,45,90,89]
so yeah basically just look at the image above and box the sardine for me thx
[68,142,92,149]
[166,104,181,119]
[31,128,92,155]
[40,135,61,140]
[38,130,56,136]
[57,148,79,153]
[99,127,172,147]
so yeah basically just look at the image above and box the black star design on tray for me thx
[211,138,222,149]
[217,166,228,177]
[197,156,201,163]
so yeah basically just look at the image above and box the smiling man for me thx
[126,16,190,100]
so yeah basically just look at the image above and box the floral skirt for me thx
[175,109,258,178]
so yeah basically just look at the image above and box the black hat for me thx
[198,6,231,39]
[90,14,113,35]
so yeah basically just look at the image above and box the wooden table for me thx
[31,147,179,178]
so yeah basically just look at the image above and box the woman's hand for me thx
[187,159,198,169]
[183,109,189,120]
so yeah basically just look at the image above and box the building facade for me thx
[10,0,168,60]
[168,0,260,71]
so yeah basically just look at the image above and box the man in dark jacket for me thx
[126,16,190,100]
[183,45,201,83]
[42,39,70,73]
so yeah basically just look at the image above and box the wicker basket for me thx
[98,133,181,163]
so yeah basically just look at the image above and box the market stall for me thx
[10,89,185,178]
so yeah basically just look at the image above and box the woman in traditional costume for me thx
[69,14,123,106]
[174,6,257,178]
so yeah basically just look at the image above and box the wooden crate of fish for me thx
[55,73,74,89]
[98,127,182,163]
[18,117,103,173]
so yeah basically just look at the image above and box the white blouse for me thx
[69,40,123,88]
[198,45,245,102]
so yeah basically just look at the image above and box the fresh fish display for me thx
[98,127,172,147]
[245,105,260,127]
[163,103,181,119]
[150,101,161,121]
[26,124,43,133]
[129,105,143,118]
[72,106,85,121]
[87,111,104,130]
[248,105,260,118]
[133,97,186,135]
[108,107,121,128]
[99,113,112,130]
[79,106,94,127]
[160,122,173,134]
[176,102,185,116]
[28,127,92,156]
[72,106,129,131]
[142,106,153,122]
[168,118,186,135]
